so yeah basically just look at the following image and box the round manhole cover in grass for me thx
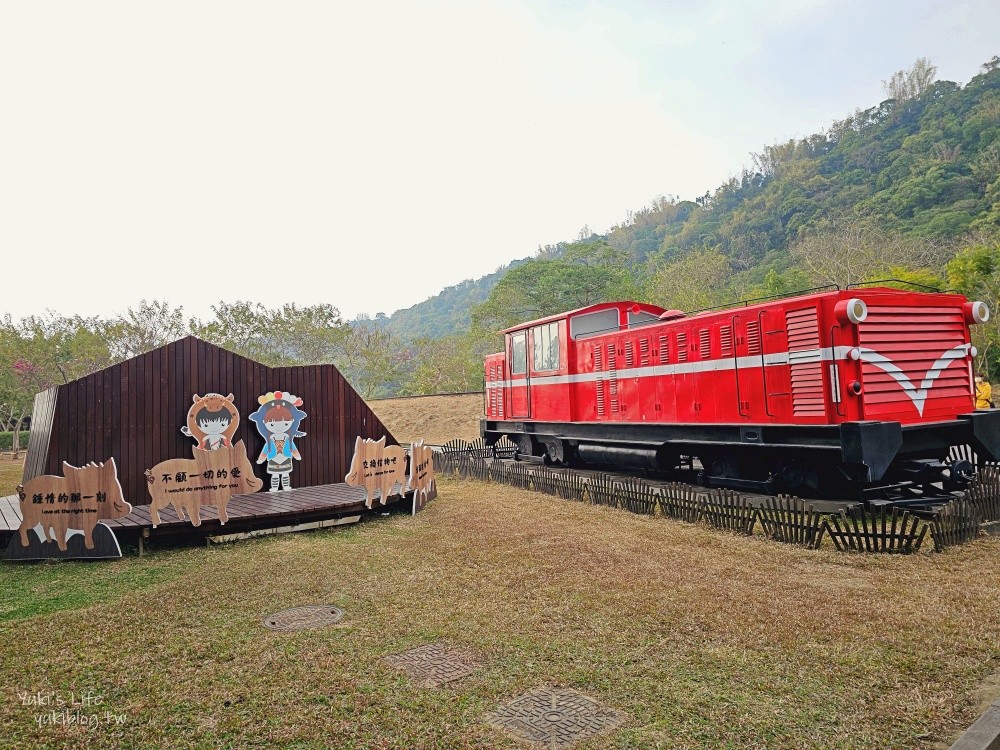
[262,605,345,631]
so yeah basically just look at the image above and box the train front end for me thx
[828,289,1000,490]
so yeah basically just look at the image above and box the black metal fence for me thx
[432,440,1000,554]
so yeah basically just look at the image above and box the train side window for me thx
[532,322,560,371]
[570,309,619,339]
[627,310,660,329]
[511,332,527,375]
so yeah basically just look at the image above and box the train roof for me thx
[501,301,667,334]
[500,287,969,334]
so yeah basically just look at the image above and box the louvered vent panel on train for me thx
[607,343,619,413]
[658,335,669,364]
[676,332,688,362]
[858,305,970,413]
[746,320,762,355]
[489,365,497,416]
[699,329,711,359]
[624,340,635,368]
[786,307,825,417]
[639,338,650,367]
[720,325,733,357]
[594,345,605,416]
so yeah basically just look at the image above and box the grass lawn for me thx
[1,477,999,749]
[0,455,25,498]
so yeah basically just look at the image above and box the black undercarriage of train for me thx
[481,410,1000,502]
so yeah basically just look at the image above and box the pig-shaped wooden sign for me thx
[407,439,437,514]
[145,440,262,527]
[7,458,132,560]
[345,436,406,509]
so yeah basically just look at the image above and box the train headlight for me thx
[964,300,990,324]
[836,298,868,325]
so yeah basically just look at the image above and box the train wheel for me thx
[542,438,566,466]
[704,453,741,480]
[945,458,976,490]
[773,459,820,494]
[512,434,533,461]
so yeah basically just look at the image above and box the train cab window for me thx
[570,309,619,339]
[510,332,527,375]
[627,310,660,329]
[532,322,560,371]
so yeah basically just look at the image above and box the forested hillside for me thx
[2,57,999,422]
[384,258,529,340]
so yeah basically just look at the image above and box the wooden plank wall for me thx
[22,386,59,483]
[270,363,393,491]
[22,337,397,506]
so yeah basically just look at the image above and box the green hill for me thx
[384,258,529,340]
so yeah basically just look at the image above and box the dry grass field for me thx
[369,393,484,444]
[2,477,999,749]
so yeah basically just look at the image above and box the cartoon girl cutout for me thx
[249,391,307,492]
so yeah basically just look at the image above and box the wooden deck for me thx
[0,494,21,532]
[0,483,400,543]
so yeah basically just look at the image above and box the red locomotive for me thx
[481,287,1000,497]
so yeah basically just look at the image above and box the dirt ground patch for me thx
[368,392,483,444]
[1,478,999,749]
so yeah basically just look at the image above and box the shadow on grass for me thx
[0,548,185,623]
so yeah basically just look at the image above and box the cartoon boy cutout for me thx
[181,393,240,451]
[195,407,233,450]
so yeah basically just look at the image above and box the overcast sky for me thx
[2,0,998,323]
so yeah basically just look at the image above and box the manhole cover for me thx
[484,687,627,749]
[381,641,479,687]
[262,605,345,631]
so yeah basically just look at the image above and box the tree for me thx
[191,301,272,361]
[882,57,937,102]
[0,314,113,456]
[192,302,348,366]
[472,241,641,333]
[947,242,1000,377]
[339,322,407,399]
[789,222,954,287]
[0,327,35,457]
[101,299,188,361]
[646,248,732,312]
[10,313,113,386]
[404,334,484,395]
[268,304,348,364]
[740,266,813,302]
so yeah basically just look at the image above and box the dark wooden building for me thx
[22,336,396,505]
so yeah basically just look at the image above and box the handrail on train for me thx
[845,278,953,293]
[684,284,841,316]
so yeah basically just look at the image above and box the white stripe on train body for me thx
[484,346,855,390]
